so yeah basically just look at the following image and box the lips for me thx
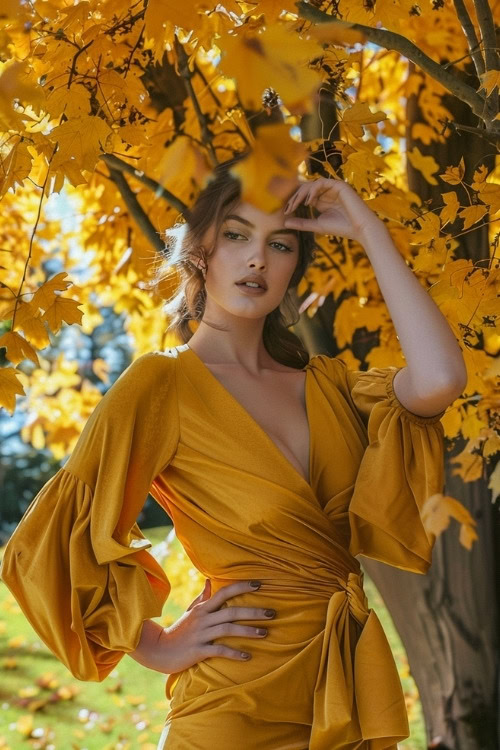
[236,281,265,289]
[235,275,268,289]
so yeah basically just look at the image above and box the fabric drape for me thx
[1,345,446,749]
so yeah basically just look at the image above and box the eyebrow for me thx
[224,214,299,237]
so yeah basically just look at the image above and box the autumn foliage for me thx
[0,1,499,538]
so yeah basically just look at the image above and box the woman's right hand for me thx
[129,580,276,675]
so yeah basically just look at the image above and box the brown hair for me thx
[151,152,318,369]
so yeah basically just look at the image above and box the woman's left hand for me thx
[283,176,384,243]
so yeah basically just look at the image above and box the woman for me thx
[1,153,466,749]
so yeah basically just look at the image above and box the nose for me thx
[246,242,267,270]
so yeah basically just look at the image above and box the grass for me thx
[0,527,426,750]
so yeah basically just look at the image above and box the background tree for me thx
[0,1,499,747]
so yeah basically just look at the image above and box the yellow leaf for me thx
[50,116,113,173]
[31,272,73,311]
[0,366,25,414]
[12,301,51,348]
[305,17,366,47]
[483,433,500,458]
[421,493,478,550]
[0,141,32,197]
[477,181,500,215]
[459,522,479,550]
[477,69,500,97]
[41,295,84,334]
[145,0,203,42]
[410,122,437,146]
[228,122,308,213]
[92,357,110,384]
[439,191,459,226]
[458,203,488,230]
[8,634,27,648]
[125,694,147,705]
[217,23,323,113]
[18,686,40,698]
[341,101,387,138]
[15,715,33,737]
[488,460,500,503]
[440,156,465,186]
[36,672,59,689]
[0,331,39,366]
[412,210,441,245]
[407,146,439,185]
[56,684,79,700]
[450,449,484,482]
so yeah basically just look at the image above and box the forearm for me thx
[358,221,467,393]
[128,619,170,673]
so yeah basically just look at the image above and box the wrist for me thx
[128,619,167,672]
[355,219,392,249]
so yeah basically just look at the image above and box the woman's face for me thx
[199,200,301,320]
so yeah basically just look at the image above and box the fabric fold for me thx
[344,364,446,573]
[310,570,409,750]
[1,352,180,681]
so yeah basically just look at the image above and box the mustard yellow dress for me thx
[0,344,446,750]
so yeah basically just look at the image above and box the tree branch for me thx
[473,0,498,73]
[452,0,485,78]
[101,153,188,215]
[174,37,218,167]
[473,0,499,126]
[108,167,165,253]
[295,1,498,132]
[443,118,500,147]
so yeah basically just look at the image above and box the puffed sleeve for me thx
[338,359,446,574]
[0,351,179,681]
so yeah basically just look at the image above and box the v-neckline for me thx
[180,344,314,490]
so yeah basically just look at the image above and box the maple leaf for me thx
[0,366,25,414]
[31,272,74,311]
[41,296,84,334]
[477,69,500,97]
[440,156,465,185]
[0,141,32,197]
[340,101,387,138]
[217,23,323,113]
[228,122,308,212]
[439,191,459,226]
[407,146,440,185]
[421,493,478,550]
[0,331,40,365]
[49,116,114,173]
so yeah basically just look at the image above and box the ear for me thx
[189,249,207,279]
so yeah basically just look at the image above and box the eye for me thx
[223,230,292,253]
[223,230,243,241]
[271,240,293,252]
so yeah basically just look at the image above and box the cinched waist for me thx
[209,568,370,628]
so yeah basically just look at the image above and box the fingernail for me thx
[249,580,261,588]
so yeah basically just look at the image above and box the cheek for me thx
[277,253,299,283]
[205,247,237,287]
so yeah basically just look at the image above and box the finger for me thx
[203,580,259,613]
[187,580,211,611]
[285,182,315,212]
[282,216,318,231]
[201,643,252,661]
